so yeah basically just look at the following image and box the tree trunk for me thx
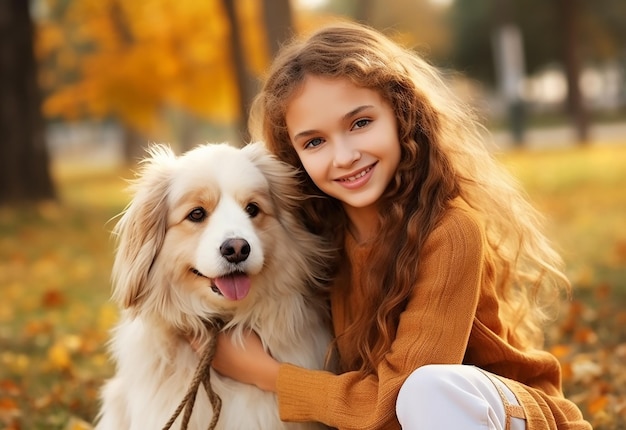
[261,0,294,58]
[222,0,294,146]
[222,0,257,147]
[492,0,527,145]
[109,0,145,161]
[0,0,55,204]
[122,125,148,165]
[558,0,589,143]
[353,0,375,24]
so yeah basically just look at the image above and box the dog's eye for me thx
[245,203,260,218]
[187,207,206,222]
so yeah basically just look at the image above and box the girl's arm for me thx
[212,206,485,429]
[212,329,279,392]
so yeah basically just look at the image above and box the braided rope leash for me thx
[162,320,225,430]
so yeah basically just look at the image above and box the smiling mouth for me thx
[191,268,220,294]
[338,164,375,182]
[191,268,251,300]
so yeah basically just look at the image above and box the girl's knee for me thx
[398,364,466,399]
[397,365,463,417]
[396,365,518,429]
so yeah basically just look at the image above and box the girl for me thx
[209,22,591,430]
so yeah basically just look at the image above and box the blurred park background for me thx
[1,0,625,428]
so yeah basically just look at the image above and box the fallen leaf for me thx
[0,397,21,420]
[0,380,20,397]
[550,344,571,359]
[47,342,72,371]
[42,288,66,308]
[65,416,94,430]
[587,396,609,415]
[571,356,602,383]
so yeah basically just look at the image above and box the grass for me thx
[501,144,626,428]
[1,143,625,429]
[0,166,127,429]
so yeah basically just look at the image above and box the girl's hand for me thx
[211,330,280,393]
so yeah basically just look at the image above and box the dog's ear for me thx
[111,145,177,309]
[242,142,302,213]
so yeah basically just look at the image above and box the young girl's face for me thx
[286,75,401,227]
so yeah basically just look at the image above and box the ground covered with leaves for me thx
[1,144,625,429]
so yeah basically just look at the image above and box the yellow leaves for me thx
[0,397,21,423]
[35,21,65,58]
[65,416,94,430]
[0,300,15,323]
[236,0,270,76]
[39,0,255,131]
[98,303,119,332]
[548,343,571,359]
[588,395,609,416]
[0,353,30,374]
[45,334,83,372]
[0,178,120,428]
[0,381,22,428]
[47,342,72,372]
[611,239,626,267]
[547,287,626,428]
[23,320,53,337]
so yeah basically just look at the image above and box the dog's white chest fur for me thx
[98,312,329,430]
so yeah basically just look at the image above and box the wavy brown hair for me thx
[249,21,570,374]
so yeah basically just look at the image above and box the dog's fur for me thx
[95,142,332,430]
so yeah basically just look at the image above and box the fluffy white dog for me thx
[95,143,332,430]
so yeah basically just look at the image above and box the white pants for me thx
[396,365,526,430]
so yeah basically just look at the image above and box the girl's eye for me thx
[187,207,207,222]
[304,137,324,149]
[353,118,371,129]
[245,203,260,218]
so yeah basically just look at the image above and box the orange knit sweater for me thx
[276,198,590,430]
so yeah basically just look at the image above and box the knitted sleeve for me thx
[276,208,485,430]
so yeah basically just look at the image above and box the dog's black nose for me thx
[220,238,251,263]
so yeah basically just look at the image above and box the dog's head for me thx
[111,142,327,331]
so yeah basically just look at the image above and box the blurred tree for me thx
[320,0,450,62]
[0,0,55,204]
[558,0,588,142]
[39,0,280,155]
[40,0,252,159]
[450,0,495,82]
[222,0,256,146]
[451,0,626,83]
[261,0,294,58]
[352,0,374,23]
[223,0,293,145]
[451,0,626,143]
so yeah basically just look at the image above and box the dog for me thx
[95,142,332,430]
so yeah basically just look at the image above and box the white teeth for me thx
[342,166,371,182]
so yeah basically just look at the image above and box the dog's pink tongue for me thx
[214,273,251,300]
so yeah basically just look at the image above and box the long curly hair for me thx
[249,21,570,374]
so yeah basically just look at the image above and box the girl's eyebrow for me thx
[344,105,374,120]
[293,129,318,142]
[292,105,374,142]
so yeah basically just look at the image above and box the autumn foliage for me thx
[34,0,451,143]
[37,0,270,133]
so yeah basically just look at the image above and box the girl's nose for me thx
[332,139,361,168]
